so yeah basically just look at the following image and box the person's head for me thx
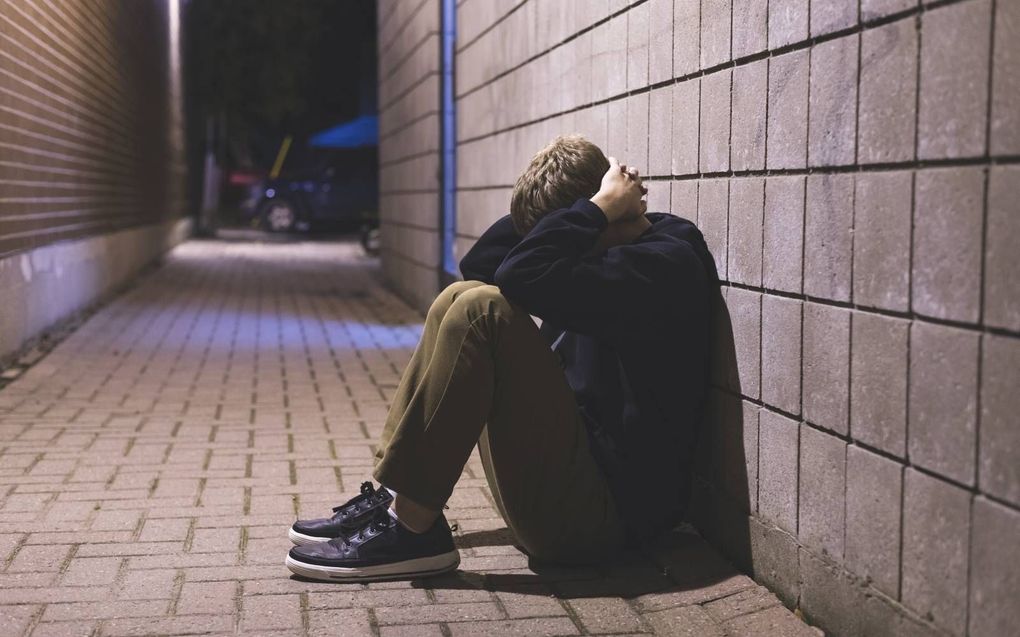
[510,134,610,235]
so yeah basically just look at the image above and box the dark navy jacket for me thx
[459,199,718,543]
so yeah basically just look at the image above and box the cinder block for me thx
[979,334,1020,506]
[700,69,732,173]
[991,0,1020,154]
[762,176,804,294]
[850,312,908,457]
[649,0,673,83]
[731,58,768,171]
[845,446,902,598]
[701,0,732,69]
[672,80,700,175]
[918,0,991,159]
[969,497,1020,637]
[767,50,809,169]
[648,87,672,176]
[749,518,801,607]
[798,426,845,560]
[902,469,971,636]
[672,180,698,221]
[809,34,858,166]
[727,287,761,400]
[758,409,799,534]
[769,0,809,48]
[909,322,978,485]
[853,171,912,311]
[727,178,764,287]
[606,15,629,98]
[985,166,1020,331]
[858,18,917,163]
[701,392,759,512]
[804,174,853,302]
[912,167,984,323]
[761,295,801,415]
[607,98,628,159]
[732,0,767,58]
[698,179,728,279]
[674,0,701,76]
[626,1,649,91]
[803,303,850,435]
[800,547,933,637]
[627,92,650,169]
[811,0,857,36]
[861,0,916,21]
[646,178,670,213]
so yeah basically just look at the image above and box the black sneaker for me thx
[288,481,393,545]
[285,509,460,582]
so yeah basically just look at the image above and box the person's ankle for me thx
[390,492,439,534]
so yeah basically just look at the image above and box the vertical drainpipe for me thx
[439,0,457,285]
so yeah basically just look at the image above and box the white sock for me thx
[387,505,426,533]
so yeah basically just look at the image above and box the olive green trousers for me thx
[373,281,625,562]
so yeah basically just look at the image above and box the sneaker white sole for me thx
[288,528,333,546]
[285,550,460,582]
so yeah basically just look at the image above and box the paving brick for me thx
[858,18,917,164]
[979,334,1020,505]
[808,34,858,166]
[850,312,909,457]
[802,304,850,435]
[969,497,1020,637]
[645,604,724,636]
[177,580,236,615]
[762,176,805,294]
[908,322,979,485]
[727,287,762,400]
[984,166,1020,331]
[700,70,732,173]
[730,59,768,171]
[701,0,732,68]
[239,594,301,632]
[902,469,970,636]
[767,50,809,169]
[732,0,768,58]
[844,446,902,598]
[761,296,802,415]
[672,80,700,175]
[648,86,673,176]
[674,0,701,76]
[447,617,580,637]
[703,585,781,622]
[758,410,799,533]
[569,597,643,633]
[912,166,984,322]
[798,427,845,560]
[727,178,764,286]
[852,171,912,312]
[698,180,729,280]
[991,0,1020,154]
[308,608,373,636]
[769,0,809,48]
[726,604,818,637]
[804,174,853,302]
[861,0,916,21]
[918,0,992,159]
[649,0,674,84]
[61,557,121,587]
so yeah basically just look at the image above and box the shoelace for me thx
[330,481,378,518]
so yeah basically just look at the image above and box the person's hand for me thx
[590,156,648,223]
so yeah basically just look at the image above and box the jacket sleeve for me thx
[458,215,521,284]
[493,199,709,341]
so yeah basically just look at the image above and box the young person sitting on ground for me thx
[285,134,718,582]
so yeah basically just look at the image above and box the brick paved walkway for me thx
[0,239,819,636]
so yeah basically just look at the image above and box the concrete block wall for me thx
[0,0,189,361]
[377,0,443,312]
[378,1,1019,634]
[452,1,1020,635]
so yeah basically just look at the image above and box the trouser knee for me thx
[445,284,514,326]
[427,280,486,324]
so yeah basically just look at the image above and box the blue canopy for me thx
[308,115,378,148]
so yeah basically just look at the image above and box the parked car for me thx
[242,159,378,233]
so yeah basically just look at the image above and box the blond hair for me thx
[510,134,609,235]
